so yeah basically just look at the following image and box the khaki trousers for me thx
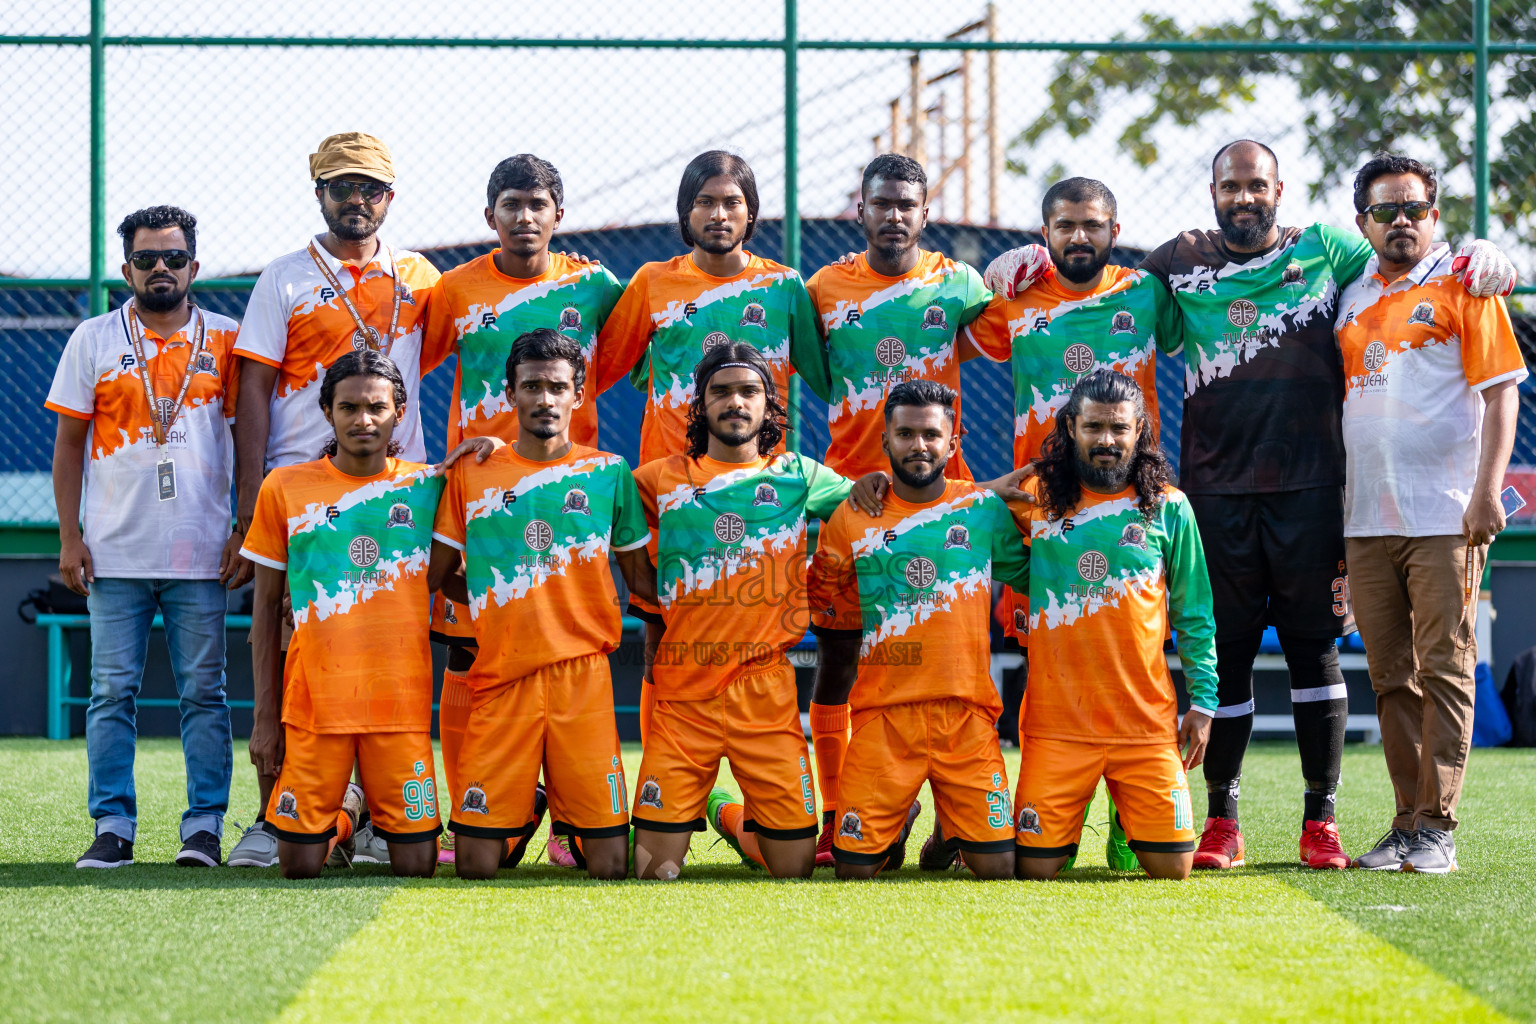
[1345,534,1485,832]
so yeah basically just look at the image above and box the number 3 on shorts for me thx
[986,772,1011,829]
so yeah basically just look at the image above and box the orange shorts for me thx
[429,591,476,647]
[633,663,817,840]
[1002,586,1029,646]
[1014,737,1196,858]
[448,652,628,841]
[833,698,1014,865]
[267,725,440,844]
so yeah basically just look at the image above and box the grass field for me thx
[1,739,1532,1024]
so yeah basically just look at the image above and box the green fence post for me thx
[89,0,106,316]
[784,0,803,453]
[1473,0,1490,240]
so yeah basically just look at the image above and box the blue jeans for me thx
[86,578,232,843]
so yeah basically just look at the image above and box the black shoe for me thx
[77,833,133,869]
[918,821,962,871]
[881,801,923,873]
[501,784,550,869]
[175,830,222,867]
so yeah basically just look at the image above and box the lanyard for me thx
[307,240,400,355]
[123,301,206,447]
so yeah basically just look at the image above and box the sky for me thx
[1,0,1522,279]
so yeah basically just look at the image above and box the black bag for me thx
[1503,646,1536,747]
[16,574,89,624]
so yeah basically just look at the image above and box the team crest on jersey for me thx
[443,599,458,625]
[1016,803,1042,835]
[1077,550,1108,583]
[1227,299,1259,328]
[714,512,746,544]
[1012,606,1029,636]
[739,303,766,327]
[942,525,971,550]
[1118,522,1147,550]
[274,791,299,821]
[875,336,907,367]
[348,536,379,568]
[838,810,864,840]
[558,306,582,331]
[193,351,219,376]
[751,483,781,508]
[638,779,663,809]
[524,519,554,551]
[1108,310,1137,335]
[1282,262,1306,287]
[460,786,489,815]
[1063,343,1096,374]
[701,331,731,352]
[386,503,415,529]
[561,488,591,515]
[920,305,948,330]
[1407,301,1435,327]
[904,556,937,589]
[1362,341,1388,372]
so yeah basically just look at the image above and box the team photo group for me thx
[49,128,1526,884]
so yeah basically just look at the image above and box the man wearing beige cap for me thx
[229,131,446,868]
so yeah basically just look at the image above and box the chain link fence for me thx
[2,0,1533,524]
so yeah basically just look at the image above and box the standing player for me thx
[810,379,1025,880]
[1012,370,1216,881]
[229,132,444,868]
[802,154,995,865]
[419,154,623,866]
[983,140,1516,870]
[241,351,443,879]
[629,343,854,880]
[428,329,654,880]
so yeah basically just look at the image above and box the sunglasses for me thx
[319,180,392,205]
[1363,201,1433,223]
[129,249,192,271]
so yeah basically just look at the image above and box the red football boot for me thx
[814,811,835,868]
[1300,817,1350,870]
[1192,816,1245,870]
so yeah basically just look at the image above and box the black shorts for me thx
[1187,486,1347,641]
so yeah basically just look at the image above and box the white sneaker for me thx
[353,821,391,865]
[227,821,278,868]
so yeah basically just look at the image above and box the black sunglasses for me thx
[129,249,192,271]
[318,180,392,205]
[1363,201,1433,224]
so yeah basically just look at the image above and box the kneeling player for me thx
[810,380,1026,880]
[429,329,655,880]
[1012,369,1215,881]
[243,352,444,879]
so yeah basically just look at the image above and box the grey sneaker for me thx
[326,783,365,869]
[1402,828,1457,874]
[228,820,278,867]
[353,821,391,865]
[1353,827,1416,871]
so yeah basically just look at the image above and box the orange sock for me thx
[440,669,472,804]
[324,808,356,860]
[639,680,656,747]
[718,801,765,868]
[809,702,851,815]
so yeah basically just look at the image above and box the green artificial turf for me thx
[1,739,1531,1023]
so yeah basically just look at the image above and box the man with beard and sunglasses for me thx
[228,132,445,868]
[48,206,244,869]
[1011,369,1217,881]
[809,379,1029,880]
[981,140,1518,872]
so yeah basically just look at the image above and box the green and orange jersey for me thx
[633,452,851,701]
[964,264,1179,467]
[809,479,1029,716]
[1019,479,1218,745]
[421,251,625,452]
[240,457,444,734]
[592,252,829,466]
[806,250,991,480]
[431,444,649,697]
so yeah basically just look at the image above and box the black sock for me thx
[1203,633,1262,822]
[1280,633,1346,823]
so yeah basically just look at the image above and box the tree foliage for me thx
[1010,1,1536,241]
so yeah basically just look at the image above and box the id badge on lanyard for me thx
[125,303,203,501]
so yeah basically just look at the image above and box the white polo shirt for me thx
[45,301,241,578]
[234,237,444,468]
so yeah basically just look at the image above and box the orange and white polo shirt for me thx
[1335,243,1529,537]
[45,300,241,578]
[234,237,444,468]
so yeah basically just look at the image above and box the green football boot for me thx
[1105,794,1139,871]
[707,787,762,870]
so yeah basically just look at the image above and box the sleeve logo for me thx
[386,502,416,529]
[714,512,746,544]
[524,520,554,551]
[348,536,380,568]
[1406,301,1435,327]
[903,556,937,589]
[875,337,907,367]
[1226,299,1259,328]
[1107,310,1138,335]
[1063,342,1096,374]
[1076,550,1109,582]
